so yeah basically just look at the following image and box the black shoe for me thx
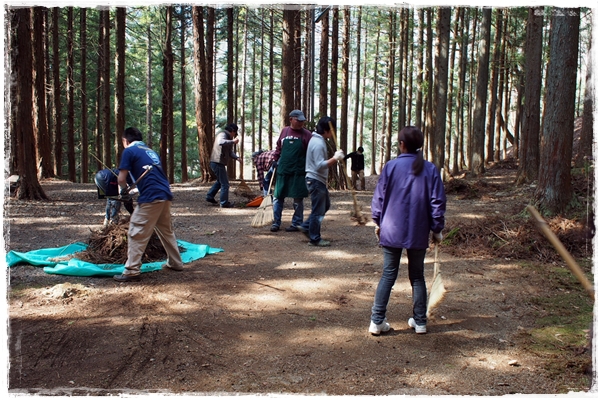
[113,274,141,282]
[206,198,218,204]
[220,202,234,208]
[285,225,300,232]
[270,225,280,232]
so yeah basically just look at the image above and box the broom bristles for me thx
[251,195,274,227]
[426,244,446,318]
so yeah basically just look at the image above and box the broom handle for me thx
[266,166,277,195]
[527,205,594,300]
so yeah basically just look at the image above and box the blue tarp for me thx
[6,240,223,277]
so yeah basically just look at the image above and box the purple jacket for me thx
[372,154,446,249]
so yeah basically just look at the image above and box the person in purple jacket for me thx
[369,126,446,335]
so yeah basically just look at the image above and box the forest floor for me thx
[4,160,597,396]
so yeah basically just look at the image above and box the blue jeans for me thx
[371,247,428,326]
[272,197,304,228]
[300,178,330,243]
[207,162,229,205]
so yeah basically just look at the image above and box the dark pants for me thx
[300,177,330,243]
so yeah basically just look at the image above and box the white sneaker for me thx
[369,320,391,335]
[408,318,427,334]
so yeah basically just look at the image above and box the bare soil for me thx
[4,162,596,396]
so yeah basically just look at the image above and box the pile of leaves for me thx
[76,220,170,265]
[442,213,592,266]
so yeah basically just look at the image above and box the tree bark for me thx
[535,8,580,214]
[66,7,75,182]
[160,6,174,182]
[180,6,189,182]
[485,9,503,163]
[432,7,451,172]
[101,9,111,169]
[470,8,492,175]
[114,7,126,162]
[341,7,350,156]
[33,7,53,179]
[575,33,594,168]
[517,7,543,184]
[79,8,88,183]
[146,23,153,147]
[282,8,296,124]
[14,7,48,200]
[318,8,329,118]
[52,7,63,177]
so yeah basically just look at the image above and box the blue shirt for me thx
[119,142,173,204]
[371,153,446,249]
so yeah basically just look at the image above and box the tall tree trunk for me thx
[454,7,468,174]
[331,7,339,124]
[282,8,296,124]
[160,6,174,182]
[52,7,63,177]
[114,7,126,161]
[424,8,433,157]
[535,7,580,214]
[470,8,492,175]
[80,8,88,182]
[302,9,313,121]
[268,10,274,147]
[318,8,329,118]
[66,7,75,182]
[180,6,188,182]
[14,8,48,200]
[494,12,507,162]
[446,7,460,174]
[385,10,396,163]
[146,23,153,147]
[370,20,381,176]
[238,8,249,180]
[352,7,362,151]
[101,9,111,168]
[575,33,593,168]
[95,12,103,171]
[485,9,503,163]
[517,7,543,184]
[432,7,451,172]
[192,6,211,183]
[340,7,350,156]
[33,7,53,179]
[258,8,266,149]
[226,7,234,123]
[415,9,424,129]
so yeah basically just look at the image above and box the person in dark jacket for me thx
[206,123,241,208]
[369,126,446,335]
[344,146,365,190]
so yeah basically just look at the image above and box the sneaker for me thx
[408,318,427,334]
[369,320,391,335]
[285,225,300,232]
[206,198,218,204]
[309,239,330,247]
[113,274,141,282]
[270,225,280,232]
[220,202,234,208]
[162,263,183,271]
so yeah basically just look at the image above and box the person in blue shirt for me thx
[113,127,184,282]
[369,126,446,335]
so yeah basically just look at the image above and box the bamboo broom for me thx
[251,167,277,227]
[427,243,446,318]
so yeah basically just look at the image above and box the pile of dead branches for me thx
[443,214,592,265]
[76,220,170,265]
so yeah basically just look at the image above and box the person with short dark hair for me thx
[270,110,312,232]
[297,116,344,247]
[369,126,446,335]
[113,127,184,282]
[206,123,242,208]
[344,146,365,190]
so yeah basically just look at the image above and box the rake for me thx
[427,243,446,318]
[251,167,276,227]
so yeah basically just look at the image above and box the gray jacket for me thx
[210,130,239,165]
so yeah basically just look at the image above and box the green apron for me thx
[273,134,308,199]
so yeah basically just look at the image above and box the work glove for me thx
[272,161,278,169]
[432,231,443,244]
[374,225,381,241]
[334,150,345,161]
[119,187,132,202]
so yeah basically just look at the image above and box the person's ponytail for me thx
[399,126,425,175]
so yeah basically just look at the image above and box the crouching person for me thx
[113,127,184,283]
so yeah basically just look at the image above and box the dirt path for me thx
[5,167,595,395]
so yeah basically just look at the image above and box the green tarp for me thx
[6,240,223,277]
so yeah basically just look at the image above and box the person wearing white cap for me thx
[270,110,312,232]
